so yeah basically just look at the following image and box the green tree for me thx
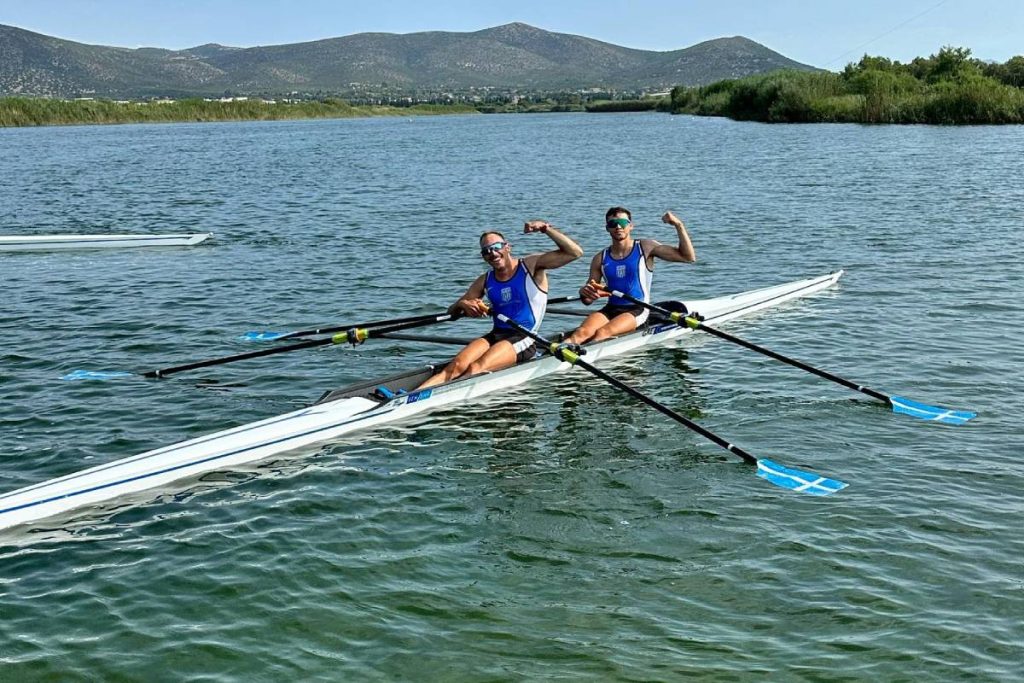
[928,46,978,82]
[1004,56,1024,87]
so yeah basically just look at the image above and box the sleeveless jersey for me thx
[602,241,653,306]
[485,261,547,332]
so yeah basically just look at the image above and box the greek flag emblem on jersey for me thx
[501,287,512,302]
[616,265,626,278]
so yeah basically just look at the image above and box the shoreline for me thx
[0,97,478,128]
[669,50,1024,125]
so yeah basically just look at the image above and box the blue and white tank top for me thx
[485,261,547,332]
[602,241,653,306]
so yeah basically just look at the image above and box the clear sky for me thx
[2,0,1020,69]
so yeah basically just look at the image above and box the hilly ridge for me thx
[0,22,819,98]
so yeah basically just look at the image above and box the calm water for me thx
[1,114,1022,680]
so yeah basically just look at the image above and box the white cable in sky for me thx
[824,0,949,67]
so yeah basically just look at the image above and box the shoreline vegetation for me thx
[0,97,477,127]
[670,47,1024,124]
[3,48,1021,127]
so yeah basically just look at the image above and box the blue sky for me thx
[2,0,1020,68]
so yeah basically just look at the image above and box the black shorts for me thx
[482,328,538,363]
[597,303,650,326]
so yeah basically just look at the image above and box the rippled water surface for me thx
[1,114,1022,680]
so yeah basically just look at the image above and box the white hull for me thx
[0,233,212,252]
[0,271,842,531]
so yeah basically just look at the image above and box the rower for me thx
[415,221,583,390]
[564,207,696,345]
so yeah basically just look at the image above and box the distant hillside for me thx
[0,22,819,98]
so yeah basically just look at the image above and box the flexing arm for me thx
[448,274,490,317]
[646,211,696,263]
[522,221,584,271]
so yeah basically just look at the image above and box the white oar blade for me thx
[756,459,848,496]
[61,370,134,381]
[239,331,290,342]
[889,396,976,425]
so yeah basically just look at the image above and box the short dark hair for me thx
[479,231,506,243]
[605,206,631,221]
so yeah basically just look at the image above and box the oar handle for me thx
[609,290,698,326]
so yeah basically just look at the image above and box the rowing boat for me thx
[0,271,842,531]
[0,233,213,252]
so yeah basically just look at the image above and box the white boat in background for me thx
[0,233,213,252]
[0,271,842,532]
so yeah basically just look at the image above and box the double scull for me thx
[0,271,843,531]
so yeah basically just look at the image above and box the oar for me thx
[243,294,582,342]
[61,313,457,381]
[494,313,847,496]
[239,312,442,342]
[612,291,976,426]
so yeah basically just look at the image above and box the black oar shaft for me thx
[612,291,891,404]
[277,312,443,341]
[278,295,579,341]
[151,297,584,379]
[691,323,890,403]
[147,314,453,378]
[494,313,758,466]
[572,356,758,465]
[146,336,332,377]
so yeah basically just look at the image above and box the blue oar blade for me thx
[238,331,291,342]
[756,459,848,496]
[61,370,135,381]
[889,395,976,425]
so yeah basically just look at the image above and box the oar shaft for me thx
[153,297,584,378]
[275,295,579,341]
[495,313,758,465]
[276,312,443,341]
[146,336,334,377]
[691,323,890,403]
[573,356,758,466]
[148,314,453,378]
[611,290,891,404]
[491,312,847,494]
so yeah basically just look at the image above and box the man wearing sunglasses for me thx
[416,221,583,389]
[565,207,696,345]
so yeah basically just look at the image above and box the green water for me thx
[1,114,1021,680]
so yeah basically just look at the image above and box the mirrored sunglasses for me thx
[480,241,508,256]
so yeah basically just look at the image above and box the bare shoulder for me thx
[521,253,543,270]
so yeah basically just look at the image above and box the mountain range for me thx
[0,22,818,99]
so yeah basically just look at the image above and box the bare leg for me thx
[589,312,639,342]
[416,337,491,389]
[462,339,519,377]
[564,312,610,345]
